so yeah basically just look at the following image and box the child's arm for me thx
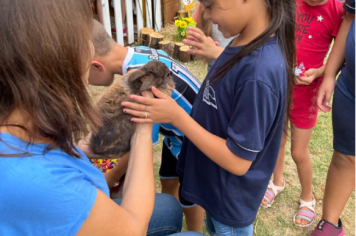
[317,13,354,112]
[122,87,253,176]
[104,154,129,188]
[183,27,224,61]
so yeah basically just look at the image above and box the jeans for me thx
[114,193,205,236]
[205,214,253,236]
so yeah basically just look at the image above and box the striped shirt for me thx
[123,46,201,158]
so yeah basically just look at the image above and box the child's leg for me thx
[121,0,126,24]
[160,143,204,232]
[322,151,355,225]
[178,176,205,232]
[291,125,314,226]
[159,143,180,199]
[261,132,287,207]
[321,87,356,225]
[161,179,179,200]
[273,132,288,185]
[183,206,205,233]
[97,0,103,24]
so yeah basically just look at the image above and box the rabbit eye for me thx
[166,71,173,77]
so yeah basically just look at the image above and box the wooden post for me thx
[162,0,181,26]
[179,46,191,62]
[140,28,154,46]
[159,40,172,55]
[173,42,185,59]
[148,32,164,49]
[177,10,187,19]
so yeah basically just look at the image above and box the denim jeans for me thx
[205,214,253,236]
[114,193,205,236]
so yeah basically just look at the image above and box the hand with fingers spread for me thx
[183,27,224,61]
[122,86,184,126]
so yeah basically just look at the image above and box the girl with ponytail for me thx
[123,0,296,234]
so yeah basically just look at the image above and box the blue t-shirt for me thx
[0,132,109,236]
[123,46,201,158]
[336,7,355,100]
[177,37,287,228]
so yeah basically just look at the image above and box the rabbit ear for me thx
[140,74,155,92]
[127,69,146,84]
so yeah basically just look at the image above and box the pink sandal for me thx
[260,179,285,208]
[293,197,316,227]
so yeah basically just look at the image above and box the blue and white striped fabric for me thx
[122,46,201,159]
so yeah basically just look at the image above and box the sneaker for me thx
[309,219,345,236]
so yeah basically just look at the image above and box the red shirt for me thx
[295,0,344,76]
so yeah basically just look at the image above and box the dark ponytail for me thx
[209,0,296,127]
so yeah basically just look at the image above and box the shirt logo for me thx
[203,81,218,110]
[148,49,159,60]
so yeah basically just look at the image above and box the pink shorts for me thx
[290,79,322,129]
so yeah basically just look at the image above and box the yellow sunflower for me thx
[175,20,181,27]
[180,21,188,28]
[184,17,194,23]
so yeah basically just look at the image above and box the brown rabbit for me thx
[90,61,175,158]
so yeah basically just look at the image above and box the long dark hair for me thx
[209,0,296,127]
[0,0,101,158]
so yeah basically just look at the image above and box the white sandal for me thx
[293,197,316,228]
[260,179,285,208]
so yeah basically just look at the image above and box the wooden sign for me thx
[182,0,194,17]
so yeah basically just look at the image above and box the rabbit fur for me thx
[90,61,175,158]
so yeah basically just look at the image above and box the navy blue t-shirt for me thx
[177,37,287,228]
[344,0,355,14]
[336,2,355,100]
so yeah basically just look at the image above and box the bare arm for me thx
[317,13,355,112]
[76,92,155,236]
[104,154,129,189]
